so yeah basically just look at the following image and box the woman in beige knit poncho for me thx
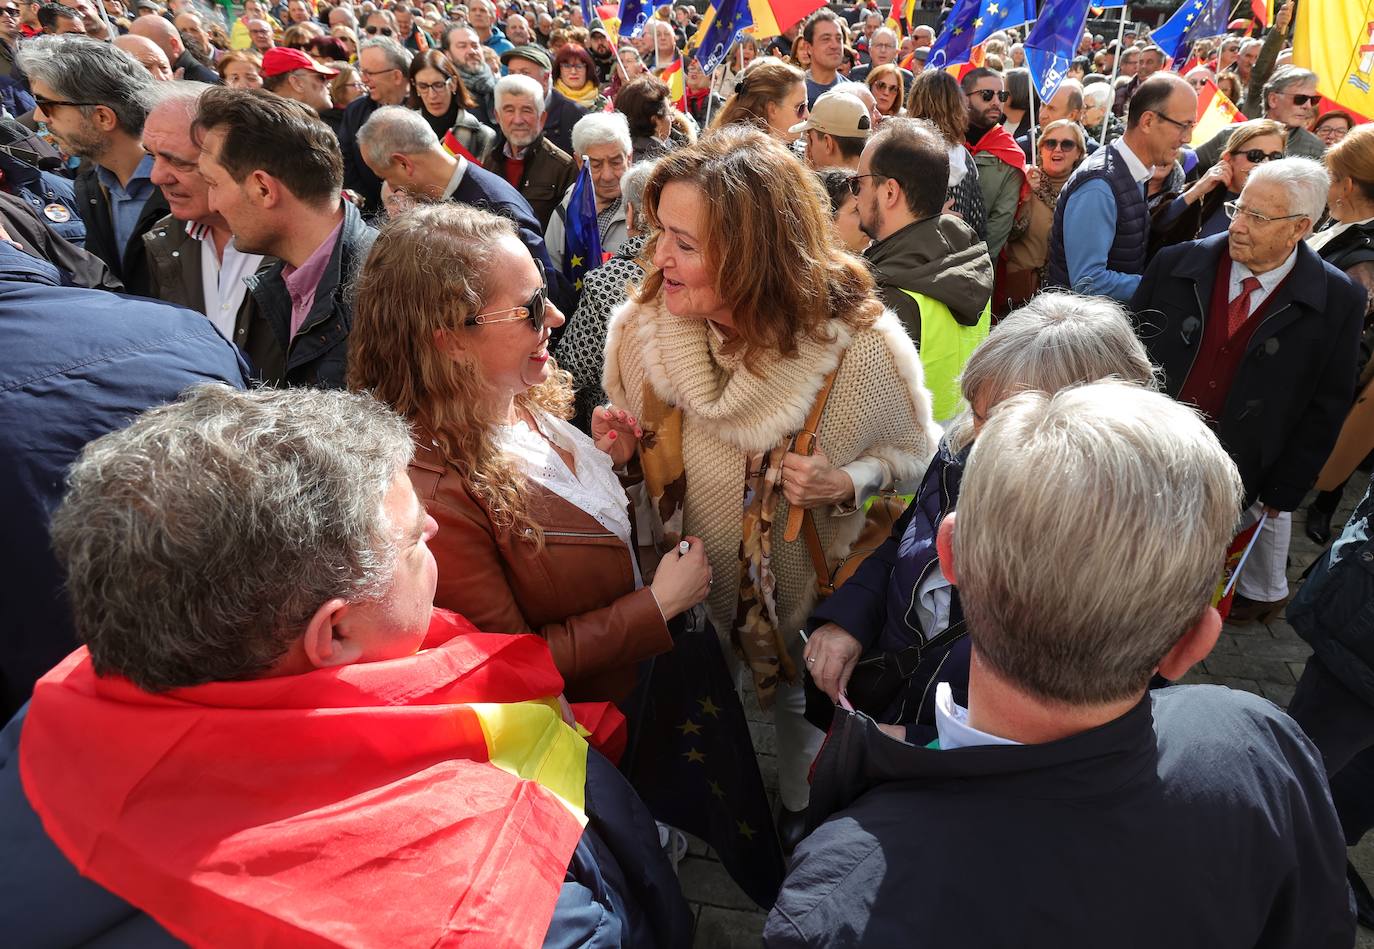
[603,127,938,836]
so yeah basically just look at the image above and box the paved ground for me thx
[678,493,1374,947]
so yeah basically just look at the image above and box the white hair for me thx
[571,111,631,158]
[356,105,439,168]
[494,73,545,114]
[1082,82,1113,111]
[956,380,1242,706]
[1245,157,1329,237]
[871,26,897,45]
[620,160,656,212]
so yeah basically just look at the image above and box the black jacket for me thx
[542,88,587,157]
[338,95,383,216]
[173,48,220,84]
[245,201,376,389]
[765,685,1352,949]
[73,161,168,297]
[1131,234,1363,511]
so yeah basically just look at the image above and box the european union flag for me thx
[1151,0,1230,64]
[564,160,603,294]
[926,0,1035,70]
[580,0,597,29]
[617,0,672,37]
[622,615,785,909]
[1025,0,1093,101]
[695,0,753,74]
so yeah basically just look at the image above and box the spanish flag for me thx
[660,54,686,110]
[19,611,607,949]
[1293,0,1374,119]
[1190,78,1245,148]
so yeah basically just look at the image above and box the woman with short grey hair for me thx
[803,291,1158,735]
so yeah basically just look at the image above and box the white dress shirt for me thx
[1229,247,1299,320]
[188,221,263,338]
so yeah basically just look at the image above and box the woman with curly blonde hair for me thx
[348,203,710,704]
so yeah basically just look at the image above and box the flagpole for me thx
[1100,10,1126,144]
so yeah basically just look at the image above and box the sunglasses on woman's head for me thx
[464,261,548,332]
[365,24,394,35]
[970,89,1009,103]
[1239,148,1284,164]
[1040,138,1077,152]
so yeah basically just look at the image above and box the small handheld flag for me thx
[695,0,753,74]
[927,0,1034,70]
[1024,0,1095,101]
[564,159,603,294]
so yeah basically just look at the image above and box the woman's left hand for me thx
[591,405,643,466]
[779,444,855,509]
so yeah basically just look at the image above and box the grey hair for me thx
[1055,77,1084,110]
[357,105,439,168]
[620,159,655,213]
[50,385,415,692]
[871,26,897,45]
[571,111,631,158]
[148,78,209,118]
[494,73,546,115]
[1263,65,1317,107]
[947,291,1158,452]
[1082,82,1113,111]
[955,381,1243,705]
[1246,157,1329,237]
[360,35,412,72]
[1238,38,1262,55]
[18,35,155,135]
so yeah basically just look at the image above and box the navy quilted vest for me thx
[1046,144,1149,291]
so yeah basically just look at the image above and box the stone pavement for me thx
[678,493,1374,947]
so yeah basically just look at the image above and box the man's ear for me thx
[1156,606,1222,681]
[300,597,364,669]
[247,168,280,208]
[935,511,959,586]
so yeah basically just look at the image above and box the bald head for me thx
[130,12,183,61]
[114,34,173,81]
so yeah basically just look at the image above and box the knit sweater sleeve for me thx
[602,298,647,416]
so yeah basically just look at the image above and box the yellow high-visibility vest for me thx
[900,290,991,423]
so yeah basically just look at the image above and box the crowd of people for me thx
[0,0,1373,945]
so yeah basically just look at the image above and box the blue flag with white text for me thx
[695,0,753,74]
[1024,0,1094,101]
[1150,0,1230,64]
[563,161,603,293]
[617,0,672,37]
[926,0,1035,70]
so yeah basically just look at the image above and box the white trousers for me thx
[1235,506,1292,603]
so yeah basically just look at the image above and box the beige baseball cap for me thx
[789,91,873,138]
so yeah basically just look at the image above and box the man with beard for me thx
[19,34,166,295]
[960,67,1025,262]
[195,87,376,388]
[445,23,494,125]
[853,117,993,422]
[1047,73,1196,302]
[483,73,577,230]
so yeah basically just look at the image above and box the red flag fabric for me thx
[968,122,1030,203]
[20,611,602,949]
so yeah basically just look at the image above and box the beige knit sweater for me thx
[604,295,940,640]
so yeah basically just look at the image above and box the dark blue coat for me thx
[0,705,691,948]
[0,244,249,719]
[1131,234,1363,511]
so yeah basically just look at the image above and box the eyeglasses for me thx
[359,65,401,77]
[413,79,451,92]
[1238,147,1284,164]
[1223,200,1305,225]
[872,81,898,94]
[1147,110,1196,134]
[1279,93,1320,106]
[1040,138,1078,152]
[0,6,20,16]
[847,173,887,196]
[969,89,1009,103]
[465,261,548,331]
[364,24,394,35]
[33,94,100,111]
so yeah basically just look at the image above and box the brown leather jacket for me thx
[407,432,671,703]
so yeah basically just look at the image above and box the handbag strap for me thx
[783,362,842,545]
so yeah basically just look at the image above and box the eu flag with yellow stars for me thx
[1024,0,1094,101]
[926,0,1034,70]
[695,0,753,74]
[622,613,786,908]
[563,159,602,295]
[1150,0,1230,64]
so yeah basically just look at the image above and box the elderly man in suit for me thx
[1131,157,1364,621]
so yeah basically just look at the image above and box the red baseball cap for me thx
[261,47,339,80]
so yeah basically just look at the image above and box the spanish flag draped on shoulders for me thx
[14,609,689,948]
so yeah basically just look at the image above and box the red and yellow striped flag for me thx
[1190,78,1245,147]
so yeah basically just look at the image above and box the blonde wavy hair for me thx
[347,203,573,545]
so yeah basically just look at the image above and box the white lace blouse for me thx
[498,409,643,587]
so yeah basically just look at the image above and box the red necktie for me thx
[1227,276,1262,337]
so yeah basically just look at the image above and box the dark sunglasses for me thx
[1239,147,1284,163]
[1281,93,1319,106]
[970,89,1009,103]
[1040,137,1078,152]
[464,260,548,331]
[0,6,20,16]
[33,94,100,111]
[846,173,887,196]
[364,24,394,35]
